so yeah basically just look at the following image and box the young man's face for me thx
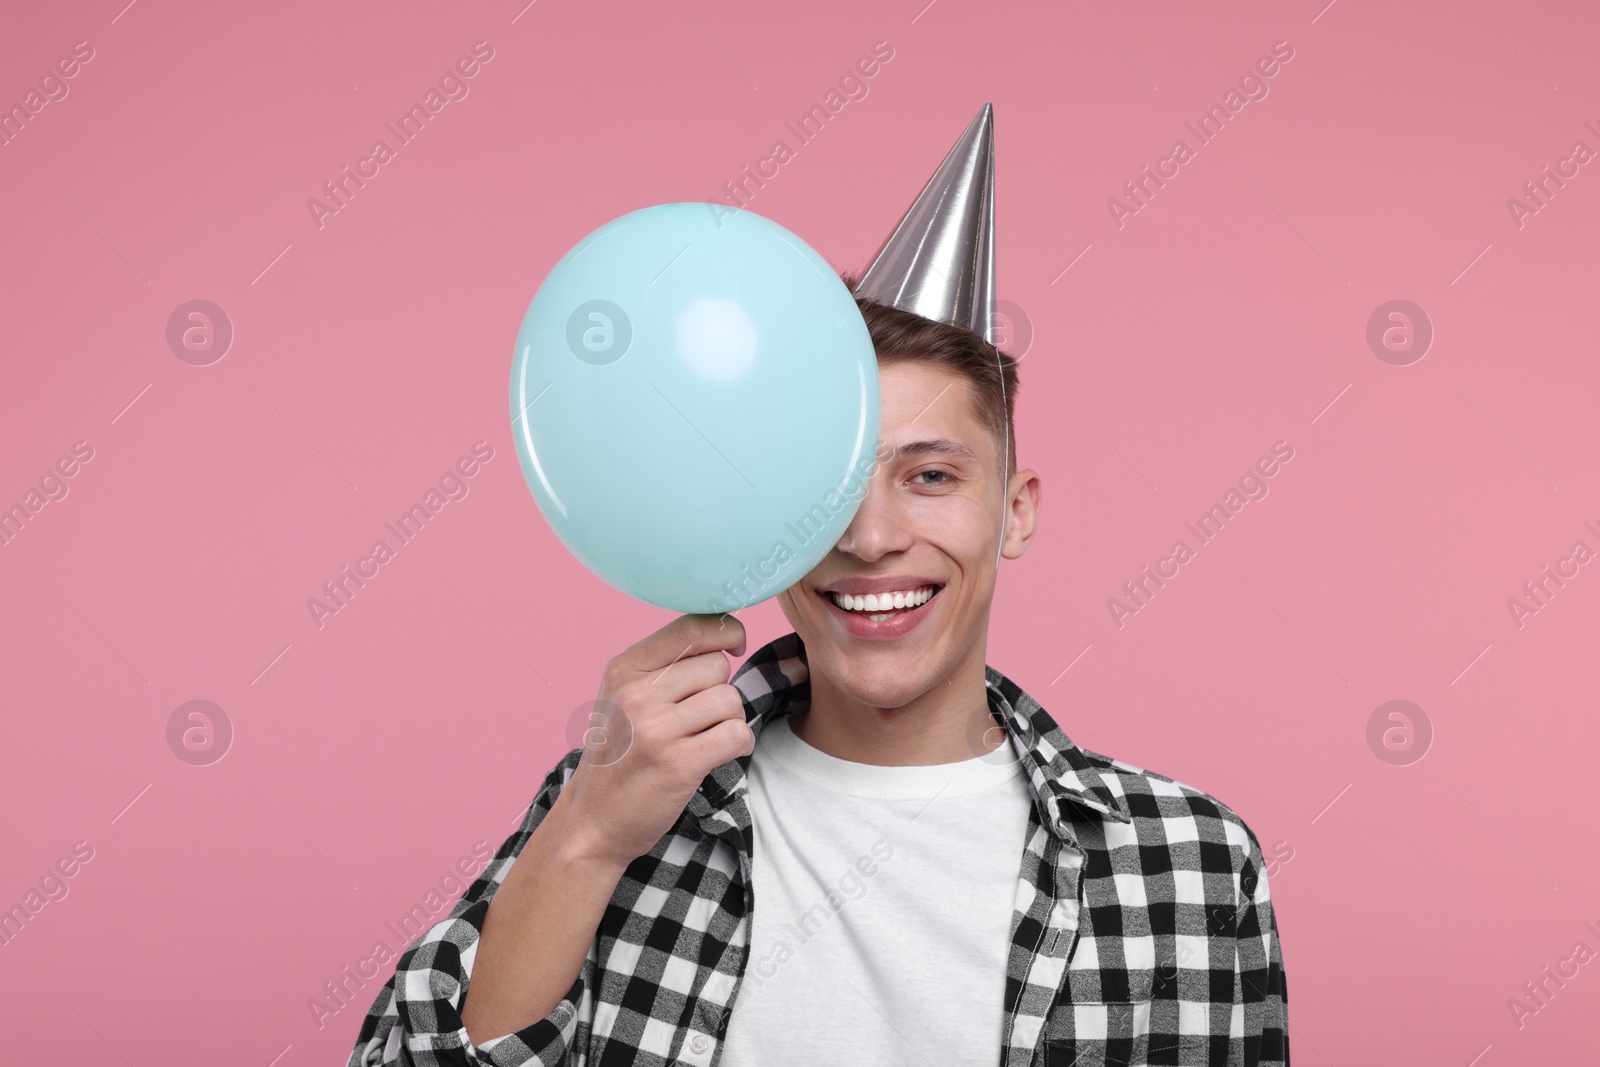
[777,359,1041,710]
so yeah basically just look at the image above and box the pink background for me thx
[3,0,1597,1063]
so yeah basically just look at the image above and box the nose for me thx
[833,474,913,563]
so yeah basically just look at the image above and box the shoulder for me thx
[1075,745,1266,870]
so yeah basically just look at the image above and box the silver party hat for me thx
[855,103,995,343]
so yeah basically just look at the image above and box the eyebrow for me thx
[890,438,981,464]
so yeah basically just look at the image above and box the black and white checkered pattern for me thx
[347,631,1288,1066]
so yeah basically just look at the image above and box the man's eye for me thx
[912,469,951,486]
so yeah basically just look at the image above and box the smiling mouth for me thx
[823,585,942,622]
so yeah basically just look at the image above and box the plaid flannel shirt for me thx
[347,631,1289,1067]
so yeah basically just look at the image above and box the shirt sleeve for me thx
[346,750,590,1067]
[1233,829,1289,1066]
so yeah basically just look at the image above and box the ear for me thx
[1000,467,1041,560]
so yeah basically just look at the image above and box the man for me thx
[347,104,1288,1067]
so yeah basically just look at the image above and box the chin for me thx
[812,640,944,710]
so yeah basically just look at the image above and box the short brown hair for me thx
[840,272,1020,475]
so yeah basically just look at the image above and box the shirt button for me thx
[690,1034,710,1053]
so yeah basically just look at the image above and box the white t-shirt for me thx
[719,712,1035,1065]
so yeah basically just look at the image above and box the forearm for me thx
[462,790,629,1046]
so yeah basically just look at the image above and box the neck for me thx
[787,634,1002,766]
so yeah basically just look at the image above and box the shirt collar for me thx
[684,631,1131,857]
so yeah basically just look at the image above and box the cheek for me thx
[907,495,997,570]
[776,588,801,621]
[909,490,992,533]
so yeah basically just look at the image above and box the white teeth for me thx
[829,586,937,613]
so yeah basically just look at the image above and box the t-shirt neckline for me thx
[757,713,1025,801]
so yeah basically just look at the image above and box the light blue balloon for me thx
[510,203,880,615]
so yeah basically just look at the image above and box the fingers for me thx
[622,614,746,675]
[668,683,749,738]
[682,714,756,770]
[623,648,732,706]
